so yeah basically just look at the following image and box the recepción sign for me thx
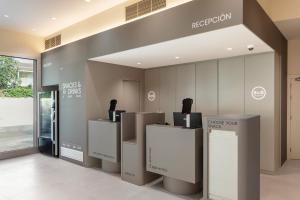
[192,12,232,29]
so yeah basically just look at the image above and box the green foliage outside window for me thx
[0,56,33,98]
[0,56,20,89]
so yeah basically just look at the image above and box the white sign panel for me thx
[62,81,82,99]
[147,90,156,102]
[251,86,266,101]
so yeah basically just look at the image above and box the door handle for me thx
[295,77,300,81]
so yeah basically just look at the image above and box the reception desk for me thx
[88,120,121,173]
[203,115,260,200]
[146,125,203,195]
[121,112,165,185]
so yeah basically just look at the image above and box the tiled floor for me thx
[0,154,199,200]
[0,154,299,200]
[261,160,300,200]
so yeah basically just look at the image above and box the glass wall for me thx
[0,56,35,153]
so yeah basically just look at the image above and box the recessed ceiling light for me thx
[85,0,91,2]
[51,17,57,20]
[137,62,142,65]
[175,56,180,59]
[3,14,9,18]
[227,47,233,51]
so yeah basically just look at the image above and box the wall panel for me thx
[159,67,177,124]
[145,69,160,112]
[195,60,218,115]
[219,57,245,115]
[123,80,141,112]
[245,52,276,171]
[144,53,280,172]
[176,64,196,112]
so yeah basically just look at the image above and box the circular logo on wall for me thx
[251,86,267,100]
[147,91,156,102]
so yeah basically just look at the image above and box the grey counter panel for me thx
[146,125,202,184]
[121,112,165,186]
[88,120,120,163]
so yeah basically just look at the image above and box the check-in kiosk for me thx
[88,99,124,173]
[146,125,202,195]
[121,112,165,185]
[88,120,121,172]
[146,98,203,195]
[203,115,260,200]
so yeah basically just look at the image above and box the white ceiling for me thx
[90,25,274,69]
[275,19,300,40]
[0,0,127,37]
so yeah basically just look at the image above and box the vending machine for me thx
[38,86,59,157]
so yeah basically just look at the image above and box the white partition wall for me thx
[209,130,238,200]
[196,60,218,115]
[218,57,245,115]
[245,53,278,171]
[144,52,281,172]
[145,69,160,112]
[175,64,196,112]
[159,67,177,124]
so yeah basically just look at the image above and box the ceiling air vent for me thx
[45,34,61,50]
[126,0,166,21]
[138,0,151,16]
[152,0,166,11]
[126,3,138,20]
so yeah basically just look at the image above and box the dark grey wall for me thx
[42,40,88,164]
[86,61,145,120]
[86,0,243,58]
[243,0,288,165]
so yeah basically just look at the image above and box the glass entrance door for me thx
[0,56,35,154]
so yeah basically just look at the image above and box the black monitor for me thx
[173,112,202,129]
[109,110,125,122]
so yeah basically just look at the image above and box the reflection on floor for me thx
[261,160,300,200]
[0,154,299,200]
[0,154,199,200]
[0,125,33,152]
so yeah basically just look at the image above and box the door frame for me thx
[0,55,38,160]
[287,74,300,160]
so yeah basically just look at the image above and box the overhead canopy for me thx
[90,25,273,68]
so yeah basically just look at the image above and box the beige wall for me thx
[0,28,44,90]
[257,0,300,22]
[0,28,43,59]
[46,0,192,49]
